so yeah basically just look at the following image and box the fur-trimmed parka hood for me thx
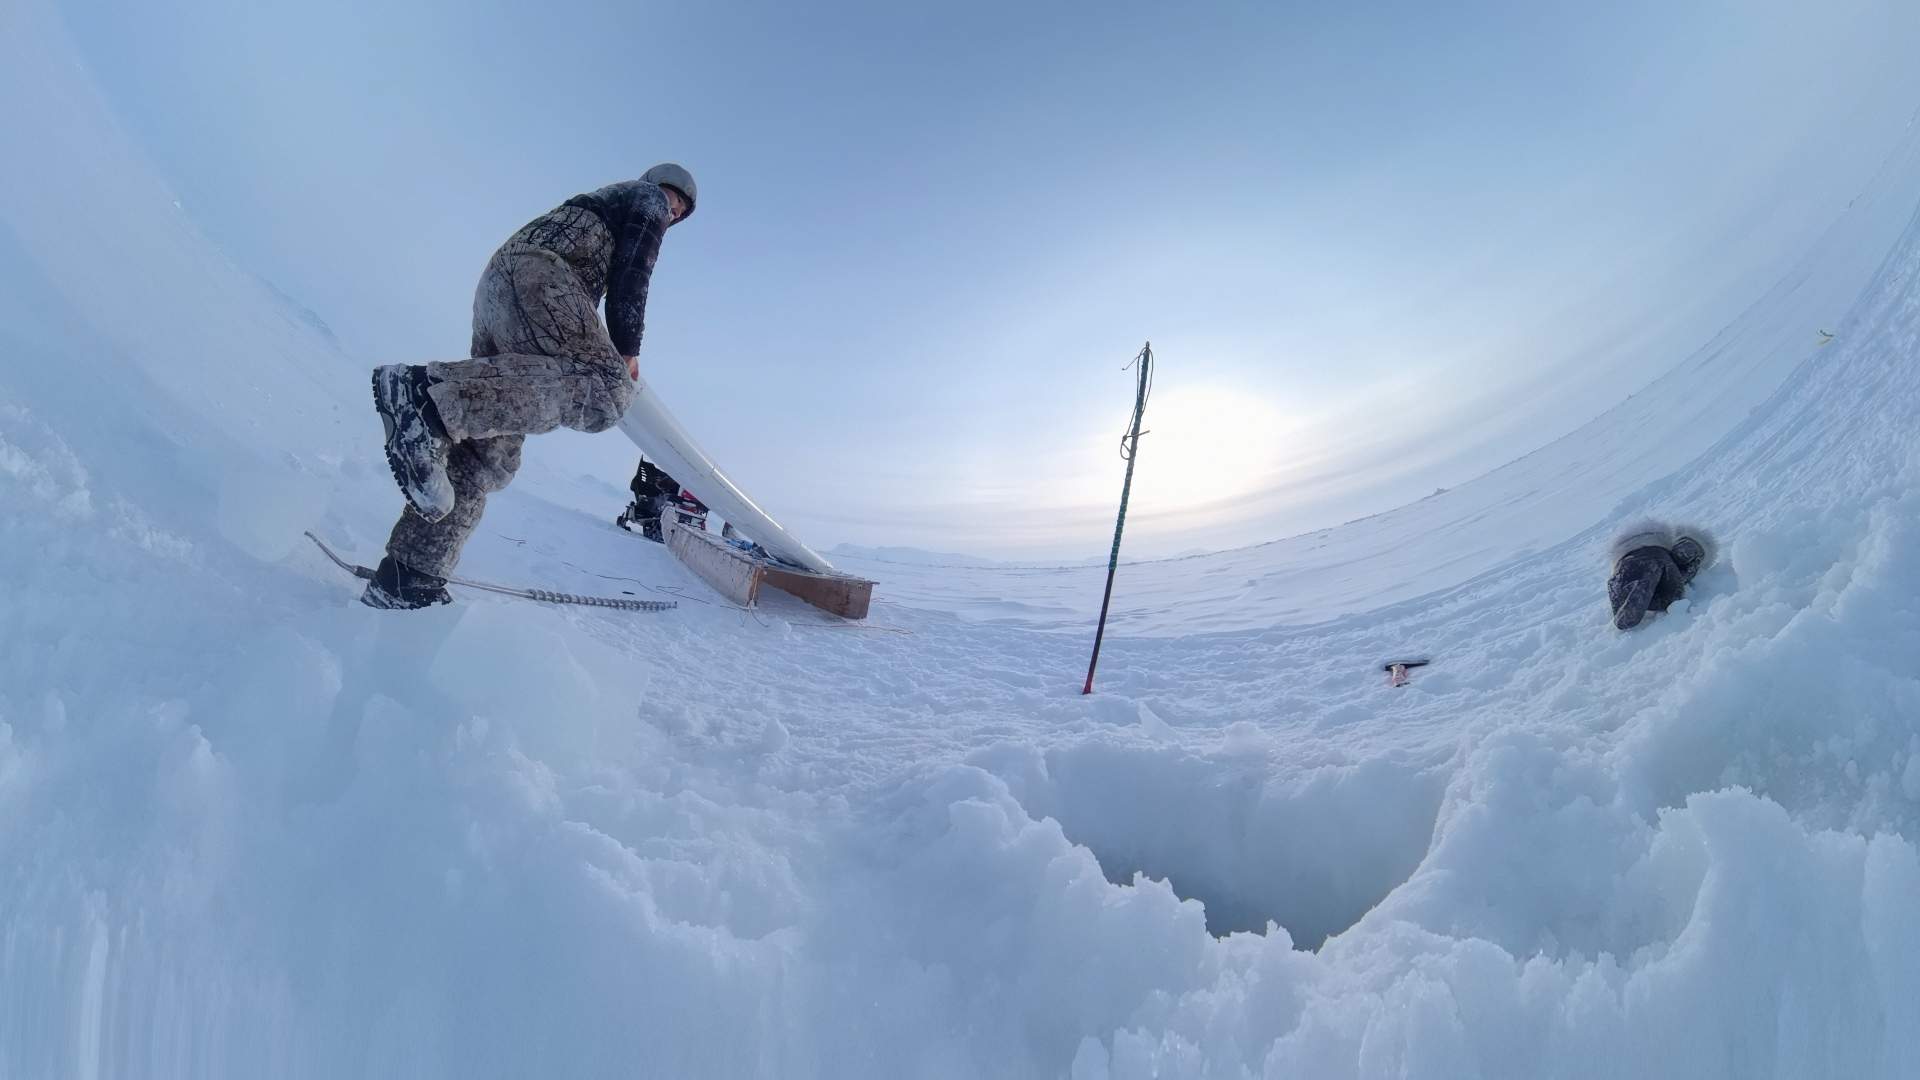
[1609,520,1718,569]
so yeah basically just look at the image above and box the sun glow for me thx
[1124,384,1297,514]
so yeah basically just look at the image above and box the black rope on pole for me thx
[1083,342,1153,695]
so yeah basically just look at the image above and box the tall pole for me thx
[1083,342,1153,695]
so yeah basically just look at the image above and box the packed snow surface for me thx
[7,5,1920,1077]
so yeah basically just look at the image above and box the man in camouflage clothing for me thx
[365,163,696,608]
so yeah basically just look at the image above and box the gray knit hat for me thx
[642,162,697,219]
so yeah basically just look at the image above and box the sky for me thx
[53,0,1920,558]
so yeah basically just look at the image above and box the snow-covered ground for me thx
[8,2,1920,1076]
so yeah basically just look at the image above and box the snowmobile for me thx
[618,488,709,542]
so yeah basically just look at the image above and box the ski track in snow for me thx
[7,2,1920,1075]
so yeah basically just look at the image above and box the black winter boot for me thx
[360,555,453,610]
[372,365,455,522]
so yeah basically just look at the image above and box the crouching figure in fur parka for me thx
[1608,523,1716,630]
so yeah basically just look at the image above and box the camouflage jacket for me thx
[499,179,673,357]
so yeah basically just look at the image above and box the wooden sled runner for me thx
[663,516,876,619]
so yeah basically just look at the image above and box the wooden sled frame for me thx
[664,516,875,619]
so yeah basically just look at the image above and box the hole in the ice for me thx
[1013,745,1446,949]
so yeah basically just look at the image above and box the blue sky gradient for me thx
[55,0,1920,556]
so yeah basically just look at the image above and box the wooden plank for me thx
[664,516,878,619]
[664,516,763,608]
[765,565,874,620]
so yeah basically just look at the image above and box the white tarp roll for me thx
[617,379,835,575]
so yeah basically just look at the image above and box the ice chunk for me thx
[215,458,328,562]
